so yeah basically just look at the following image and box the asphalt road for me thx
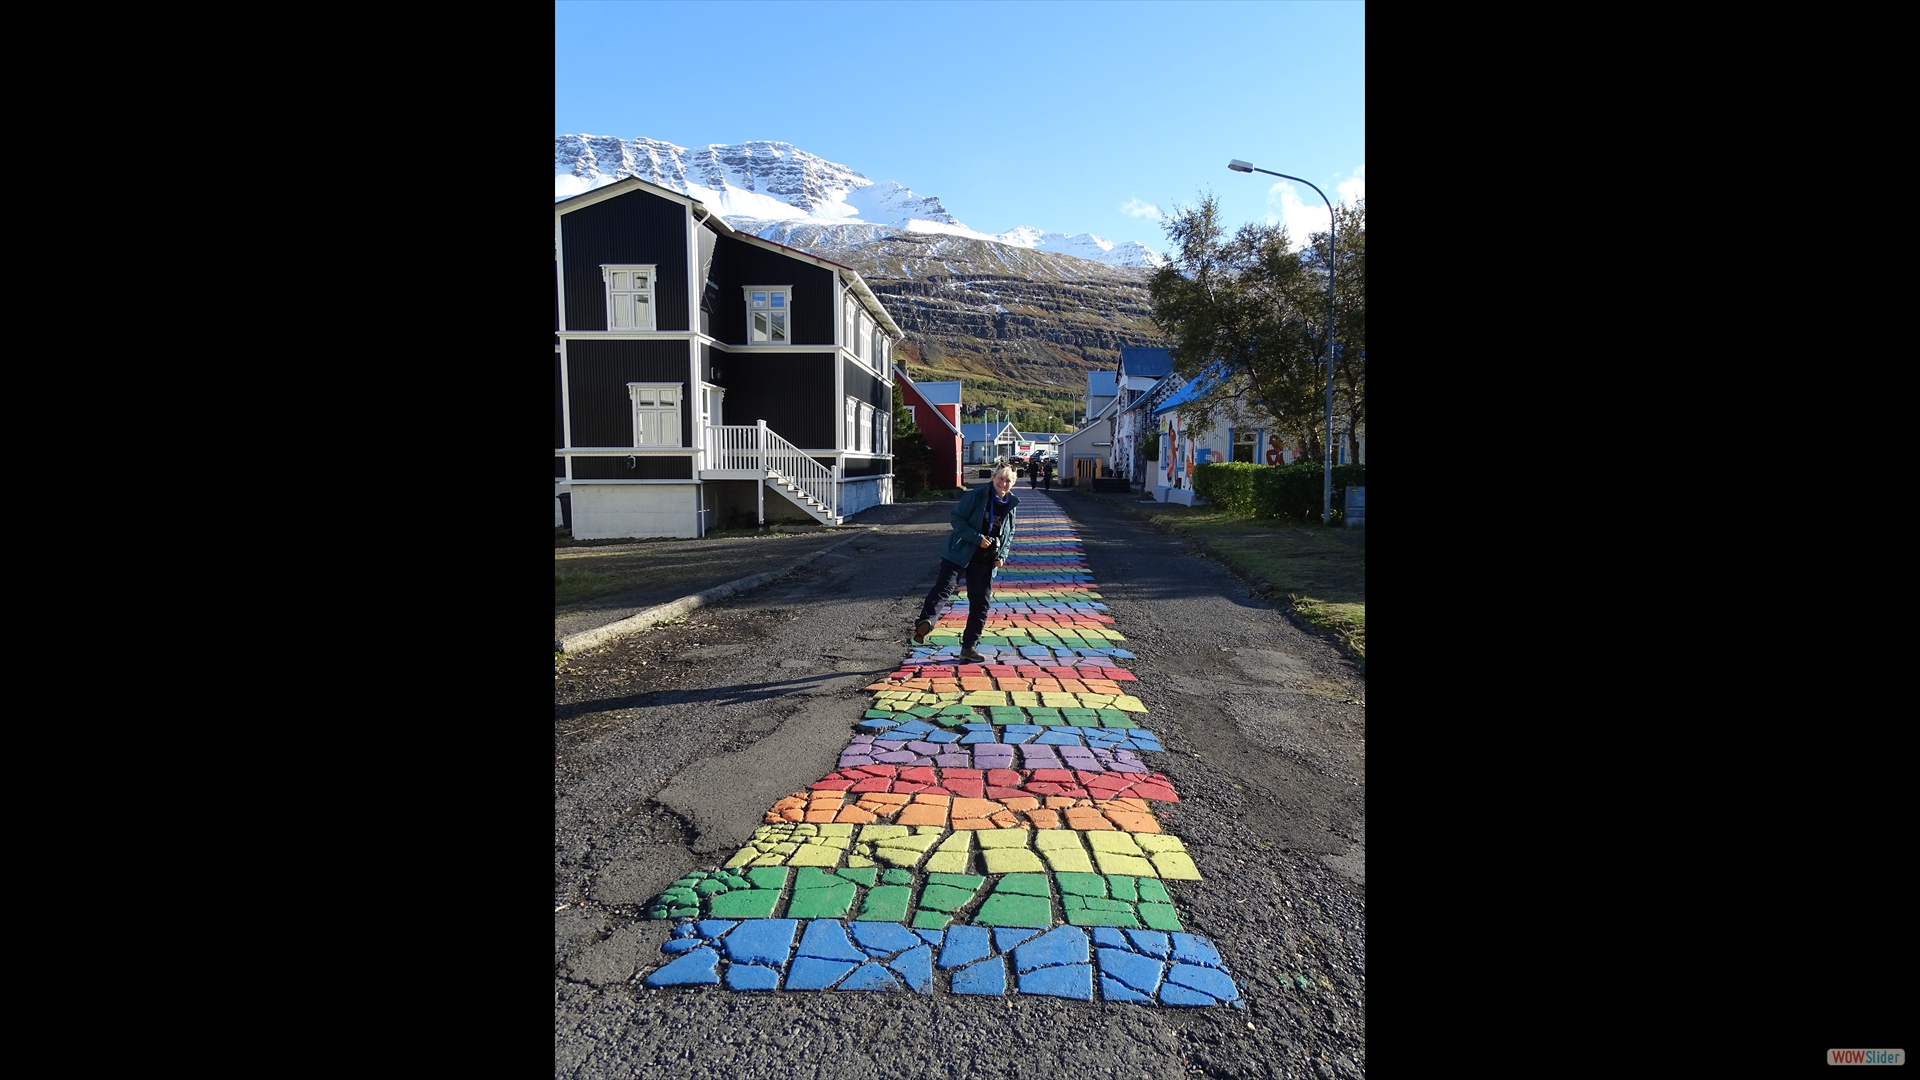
[554,489,1367,1080]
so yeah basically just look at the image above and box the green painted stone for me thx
[940,705,974,715]
[972,893,1052,927]
[1097,710,1130,726]
[912,910,952,930]
[1055,872,1107,897]
[909,706,939,718]
[1136,879,1171,904]
[882,869,914,885]
[836,867,879,887]
[994,873,1052,897]
[1138,902,1183,931]
[817,824,855,838]
[917,883,976,912]
[864,710,894,720]
[667,906,698,918]
[855,885,913,921]
[1066,713,1099,726]
[1066,906,1140,928]
[934,714,966,727]
[927,873,985,890]
[746,867,792,891]
[1027,709,1061,723]
[661,889,698,906]
[1106,875,1138,902]
[708,890,781,919]
[1063,709,1097,723]
[695,879,729,896]
[784,881,857,919]
[792,867,838,890]
[1086,896,1132,912]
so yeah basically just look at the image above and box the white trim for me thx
[562,479,703,485]
[562,448,698,456]
[556,331,699,341]
[554,175,698,215]
[560,342,573,478]
[555,214,568,334]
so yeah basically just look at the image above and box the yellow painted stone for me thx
[1111,695,1148,713]
[846,855,875,868]
[1093,851,1158,877]
[1134,834,1186,853]
[859,825,910,841]
[1040,693,1078,708]
[751,852,790,867]
[786,844,842,867]
[1010,692,1041,708]
[976,830,1032,849]
[983,848,1048,874]
[924,850,971,874]
[936,831,973,852]
[1086,831,1145,855]
[724,847,758,869]
[1033,830,1085,852]
[817,824,856,837]
[1151,852,1204,880]
[962,691,1009,706]
[1041,846,1095,874]
[872,846,927,868]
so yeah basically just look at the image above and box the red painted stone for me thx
[944,777,984,799]
[986,769,1023,787]
[850,778,894,792]
[1029,769,1076,783]
[859,765,898,778]
[893,783,927,795]
[1132,781,1178,802]
[1074,771,1106,786]
[940,768,983,780]
[898,767,937,784]
[984,786,1027,800]
[810,779,856,791]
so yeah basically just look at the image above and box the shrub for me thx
[1192,460,1367,522]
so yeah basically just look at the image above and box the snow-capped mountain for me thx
[555,135,1164,270]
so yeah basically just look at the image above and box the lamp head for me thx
[1227,160,1254,173]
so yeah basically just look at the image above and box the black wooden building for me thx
[555,177,903,537]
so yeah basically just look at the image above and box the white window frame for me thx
[845,397,860,451]
[627,382,682,447]
[860,401,875,453]
[744,286,793,344]
[602,265,656,331]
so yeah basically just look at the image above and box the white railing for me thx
[704,421,839,518]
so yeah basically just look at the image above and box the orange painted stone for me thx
[951,818,996,830]
[952,797,997,819]
[1000,796,1040,813]
[896,803,948,827]
[836,806,877,824]
[1103,810,1161,833]
[1026,809,1062,829]
[988,809,1022,828]
[1064,807,1114,830]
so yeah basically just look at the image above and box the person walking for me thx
[1042,458,1055,490]
[911,464,1019,664]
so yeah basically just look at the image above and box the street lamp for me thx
[1229,158,1336,525]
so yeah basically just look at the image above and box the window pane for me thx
[770,292,785,308]
[611,297,629,328]
[659,388,676,405]
[752,292,767,307]
[753,312,768,341]
[635,295,648,327]
[611,271,627,290]
[638,389,655,405]
[771,313,787,342]
[635,274,647,289]
[637,411,652,445]
[661,410,677,444]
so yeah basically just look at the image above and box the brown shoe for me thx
[913,620,933,645]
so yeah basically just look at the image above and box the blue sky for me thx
[555,1,1364,253]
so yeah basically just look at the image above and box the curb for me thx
[557,528,877,655]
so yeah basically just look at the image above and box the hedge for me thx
[1190,461,1367,523]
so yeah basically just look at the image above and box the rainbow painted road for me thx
[637,492,1242,1006]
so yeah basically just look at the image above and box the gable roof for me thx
[1119,346,1174,379]
[1086,371,1118,399]
[892,366,962,437]
[1152,366,1233,416]
[556,175,904,339]
[915,381,962,406]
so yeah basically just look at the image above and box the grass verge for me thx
[1074,490,1366,669]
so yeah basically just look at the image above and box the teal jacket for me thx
[943,485,1019,573]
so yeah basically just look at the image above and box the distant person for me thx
[1042,458,1055,490]
[911,464,1019,665]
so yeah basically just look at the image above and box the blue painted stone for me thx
[939,926,993,970]
[726,963,782,991]
[1158,982,1219,1007]
[915,928,946,947]
[784,957,858,991]
[1035,731,1083,745]
[837,962,902,992]
[796,920,865,962]
[1090,927,1131,951]
[671,922,696,939]
[992,927,1042,953]
[857,718,902,732]
[1125,930,1173,959]
[661,938,704,955]
[925,731,961,743]
[1019,962,1094,1000]
[695,920,738,941]
[1101,975,1154,1004]
[951,957,1008,995]
[1171,933,1224,967]
[889,945,934,993]
[960,732,999,745]
[1096,948,1166,996]
[850,921,922,957]
[724,919,799,966]
[1014,925,1090,973]
[1167,964,1239,1002]
[643,947,720,987]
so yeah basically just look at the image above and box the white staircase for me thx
[702,421,842,526]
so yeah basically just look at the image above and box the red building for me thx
[892,366,963,490]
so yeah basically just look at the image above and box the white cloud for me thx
[1336,163,1366,206]
[1266,182,1329,250]
[1120,197,1160,218]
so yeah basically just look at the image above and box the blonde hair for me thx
[992,464,1017,481]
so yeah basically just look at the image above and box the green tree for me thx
[892,382,935,496]
[1308,201,1365,464]
[1147,193,1365,463]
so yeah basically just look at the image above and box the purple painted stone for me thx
[875,751,918,764]
[935,753,972,768]
[906,741,941,754]
[973,747,1015,764]
[839,755,875,767]
[874,741,908,751]
[1108,759,1147,773]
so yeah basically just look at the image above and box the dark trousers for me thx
[917,555,994,649]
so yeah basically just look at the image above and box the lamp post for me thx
[1228,159,1336,525]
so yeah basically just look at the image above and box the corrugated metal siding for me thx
[715,352,836,448]
[554,354,565,449]
[570,456,695,480]
[561,189,690,332]
[844,359,887,411]
[708,235,835,344]
[567,339,693,447]
[555,456,566,479]
[844,455,890,478]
